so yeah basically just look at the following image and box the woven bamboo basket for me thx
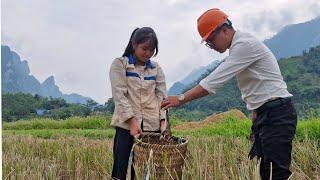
[133,133,188,180]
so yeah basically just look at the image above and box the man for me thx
[161,8,297,180]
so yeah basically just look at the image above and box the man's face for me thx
[205,26,229,53]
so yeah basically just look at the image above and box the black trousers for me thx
[249,98,297,180]
[111,125,161,180]
[111,127,135,180]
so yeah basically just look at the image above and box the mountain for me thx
[62,93,92,104]
[168,82,186,96]
[1,45,91,104]
[168,60,220,95]
[39,76,63,98]
[264,16,320,59]
[181,60,220,85]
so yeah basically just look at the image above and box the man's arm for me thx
[161,85,209,110]
[161,40,258,110]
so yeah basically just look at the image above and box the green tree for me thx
[105,98,115,113]
[2,93,37,121]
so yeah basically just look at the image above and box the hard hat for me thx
[197,8,228,43]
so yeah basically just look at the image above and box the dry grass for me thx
[2,136,114,179]
[3,113,319,179]
[2,135,319,180]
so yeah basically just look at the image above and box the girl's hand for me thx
[128,117,143,138]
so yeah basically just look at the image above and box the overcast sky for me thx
[2,0,320,103]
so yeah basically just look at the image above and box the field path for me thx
[173,109,247,130]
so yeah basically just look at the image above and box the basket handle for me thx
[126,143,136,180]
[134,134,140,139]
[165,109,172,136]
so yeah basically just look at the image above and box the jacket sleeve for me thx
[109,58,134,122]
[155,64,167,120]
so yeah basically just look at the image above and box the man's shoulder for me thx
[232,31,262,49]
[236,31,259,43]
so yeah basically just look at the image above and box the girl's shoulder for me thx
[150,61,165,71]
[149,60,161,68]
[111,56,130,67]
[112,56,128,63]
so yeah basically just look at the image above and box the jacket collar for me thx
[128,54,155,69]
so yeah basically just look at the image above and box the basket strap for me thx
[126,144,136,180]
[143,148,153,180]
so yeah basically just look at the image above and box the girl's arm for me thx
[155,65,167,121]
[109,58,135,122]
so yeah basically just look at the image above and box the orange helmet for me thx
[197,8,228,43]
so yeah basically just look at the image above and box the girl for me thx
[109,27,167,180]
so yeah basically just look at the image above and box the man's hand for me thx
[161,85,209,110]
[128,117,143,138]
[161,96,181,110]
[251,111,257,122]
[249,111,257,142]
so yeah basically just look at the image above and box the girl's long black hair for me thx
[122,27,158,57]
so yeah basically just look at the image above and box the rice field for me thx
[2,114,320,179]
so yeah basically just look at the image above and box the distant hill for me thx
[168,60,220,95]
[264,16,320,59]
[168,82,186,96]
[181,60,220,85]
[1,45,91,104]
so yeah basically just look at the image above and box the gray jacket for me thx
[109,56,167,131]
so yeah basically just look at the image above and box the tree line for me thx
[2,93,111,122]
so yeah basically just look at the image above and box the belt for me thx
[255,97,291,115]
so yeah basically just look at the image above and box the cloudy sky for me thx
[2,0,320,103]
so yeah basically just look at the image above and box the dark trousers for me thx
[249,98,297,180]
[111,122,160,180]
[111,127,135,180]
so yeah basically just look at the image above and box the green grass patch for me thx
[173,116,252,138]
[3,115,320,140]
[295,119,320,139]
[173,116,320,140]
[3,116,112,130]
[168,116,184,127]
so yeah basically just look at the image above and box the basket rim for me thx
[134,133,188,148]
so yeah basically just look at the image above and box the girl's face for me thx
[133,40,155,63]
